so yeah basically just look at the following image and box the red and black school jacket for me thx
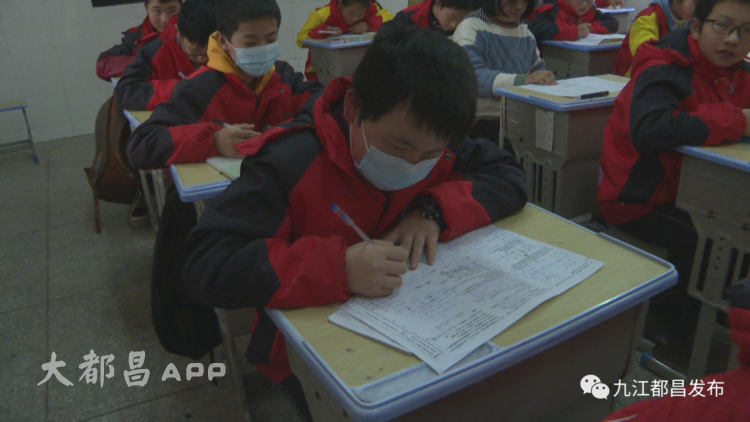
[126,39,324,169]
[612,4,669,76]
[597,29,750,226]
[115,15,195,111]
[181,77,528,383]
[528,0,618,42]
[380,0,447,34]
[97,16,159,81]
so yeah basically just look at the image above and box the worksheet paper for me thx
[563,33,625,46]
[519,76,627,98]
[335,225,604,374]
[206,156,242,180]
[328,310,413,355]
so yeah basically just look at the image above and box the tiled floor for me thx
[1,134,661,422]
[0,135,302,422]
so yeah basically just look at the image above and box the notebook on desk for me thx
[206,156,243,180]
[563,33,625,46]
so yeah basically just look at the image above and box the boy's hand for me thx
[743,109,750,137]
[347,22,369,34]
[525,70,557,85]
[345,240,408,296]
[381,209,440,270]
[578,23,591,39]
[213,123,258,159]
[326,26,343,36]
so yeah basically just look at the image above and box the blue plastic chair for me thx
[0,100,38,163]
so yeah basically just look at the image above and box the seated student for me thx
[97,0,182,80]
[296,0,394,81]
[613,0,697,76]
[379,0,476,36]
[116,0,217,111]
[528,0,619,41]
[453,0,555,143]
[597,0,750,357]
[601,279,750,422]
[182,26,527,419]
[126,0,323,170]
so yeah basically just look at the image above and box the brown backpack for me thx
[85,95,141,233]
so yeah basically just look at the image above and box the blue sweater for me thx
[453,9,544,97]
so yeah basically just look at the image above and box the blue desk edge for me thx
[541,39,622,52]
[169,164,231,203]
[302,38,373,50]
[493,86,618,111]
[677,138,750,172]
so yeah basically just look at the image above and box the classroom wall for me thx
[0,0,408,146]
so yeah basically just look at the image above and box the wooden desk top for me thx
[280,205,670,387]
[501,74,629,104]
[698,141,750,162]
[172,163,227,188]
[129,110,152,125]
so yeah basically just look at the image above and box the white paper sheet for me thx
[518,76,627,98]
[563,33,625,46]
[335,225,604,374]
[328,310,413,355]
[206,156,243,180]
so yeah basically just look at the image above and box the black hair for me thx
[216,0,281,38]
[353,26,477,142]
[481,0,534,22]
[439,0,478,11]
[692,0,750,23]
[339,0,372,7]
[145,0,183,6]
[178,0,217,46]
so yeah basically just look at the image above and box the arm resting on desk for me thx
[591,9,620,34]
[629,63,746,156]
[528,6,577,41]
[425,137,528,242]
[183,134,351,310]
[297,8,333,45]
[115,38,179,111]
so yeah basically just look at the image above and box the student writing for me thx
[126,0,323,169]
[379,0,476,36]
[528,0,619,41]
[115,0,218,111]
[296,0,394,81]
[97,0,181,80]
[182,26,527,419]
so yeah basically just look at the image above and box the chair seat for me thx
[0,100,27,113]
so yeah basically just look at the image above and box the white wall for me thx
[0,0,408,145]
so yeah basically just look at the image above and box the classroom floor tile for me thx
[0,304,48,422]
[0,230,48,314]
[0,180,48,239]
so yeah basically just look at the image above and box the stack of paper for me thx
[330,225,604,374]
[563,33,625,46]
[207,156,243,180]
[519,76,627,98]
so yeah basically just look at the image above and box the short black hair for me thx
[216,0,281,38]
[178,0,217,46]
[439,0,477,10]
[481,0,534,22]
[353,26,477,142]
[145,0,183,6]
[693,0,750,23]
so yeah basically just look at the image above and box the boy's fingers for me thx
[384,259,408,276]
[409,234,426,270]
[385,244,408,262]
[380,275,403,289]
[425,235,438,266]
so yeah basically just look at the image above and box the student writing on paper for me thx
[126,0,323,169]
[597,0,750,359]
[182,26,527,420]
[379,0,476,36]
[612,0,697,76]
[296,0,394,81]
[115,0,217,111]
[452,0,555,143]
[97,0,182,80]
[528,0,619,41]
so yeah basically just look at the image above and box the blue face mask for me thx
[350,121,441,191]
[227,40,280,77]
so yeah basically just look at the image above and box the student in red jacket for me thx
[602,279,750,422]
[115,0,217,111]
[97,0,182,80]
[597,0,750,359]
[379,0,476,35]
[297,0,394,80]
[528,0,619,41]
[126,0,323,169]
[183,26,527,420]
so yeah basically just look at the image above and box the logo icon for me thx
[581,374,609,400]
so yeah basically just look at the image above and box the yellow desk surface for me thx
[502,74,629,104]
[172,163,227,188]
[128,110,152,126]
[280,205,670,387]
[698,141,750,162]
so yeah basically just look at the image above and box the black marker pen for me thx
[580,91,609,100]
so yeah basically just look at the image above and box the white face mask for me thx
[227,40,280,77]
[350,121,441,191]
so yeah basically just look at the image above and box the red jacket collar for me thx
[556,0,596,22]
[632,30,739,80]
[409,0,433,27]
[126,16,158,36]
[158,14,180,45]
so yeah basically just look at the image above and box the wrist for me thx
[414,196,446,231]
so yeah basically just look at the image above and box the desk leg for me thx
[138,170,160,231]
